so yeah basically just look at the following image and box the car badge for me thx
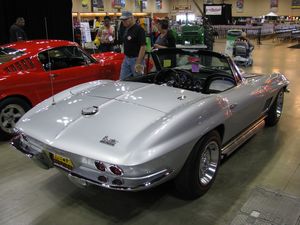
[82,106,98,116]
[177,95,186,100]
[100,136,118,146]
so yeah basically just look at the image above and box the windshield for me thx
[154,49,233,76]
[129,49,236,94]
[0,48,25,64]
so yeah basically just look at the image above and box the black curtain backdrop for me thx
[0,0,73,44]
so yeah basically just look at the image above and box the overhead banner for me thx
[112,0,125,8]
[292,0,300,8]
[93,0,104,11]
[135,0,147,9]
[135,0,139,9]
[270,0,278,7]
[156,0,162,9]
[236,0,244,12]
[205,5,222,15]
[81,0,88,9]
[80,22,92,43]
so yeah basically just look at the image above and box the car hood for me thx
[83,81,202,113]
[242,72,265,78]
[17,81,207,165]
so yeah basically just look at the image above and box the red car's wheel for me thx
[0,97,31,141]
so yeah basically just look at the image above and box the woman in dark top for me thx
[153,19,176,49]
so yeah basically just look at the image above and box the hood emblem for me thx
[177,95,186,100]
[82,106,98,116]
[100,136,118,146]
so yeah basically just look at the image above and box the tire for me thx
[265,89,284,126]
[174,130,221,199]
[0,97,31,141]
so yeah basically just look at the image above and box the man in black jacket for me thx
[119,11,146,80]
[9,17,27,43]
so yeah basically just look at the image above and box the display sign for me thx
[292,0,300,8]
[236,0,244,12]
[205,5,222,15]
[204,0,214,4]
[93,0,104,11]
[80,22,92,43]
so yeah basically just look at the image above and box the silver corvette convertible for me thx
[11,48,289,199]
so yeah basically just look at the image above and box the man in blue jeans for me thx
[119,11,146,80]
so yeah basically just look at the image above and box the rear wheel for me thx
[0,97,31,141]
[175,130,221,199]
[265,89,284,126]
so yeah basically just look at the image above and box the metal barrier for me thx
[213,24,300,44]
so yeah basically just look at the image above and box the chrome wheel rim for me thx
[199,141,219,186]
[276,91,284,118]
[0,104,25,134]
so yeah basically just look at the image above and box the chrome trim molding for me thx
[11,134,173,191]
[221,117,266,156]
[81,106,99,116]
[10,135,53,169]
[67,168,173,191]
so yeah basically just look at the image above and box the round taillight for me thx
[95,161,106,171]
[98,176,108,183]
[109,165,123,176]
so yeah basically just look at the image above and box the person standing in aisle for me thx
[119,11,146,80]
[9,17,27,43]
[153,19,176,49]
[97,16,115,52]
[94,16,101,29]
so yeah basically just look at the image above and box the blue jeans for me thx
[119,56,143,80]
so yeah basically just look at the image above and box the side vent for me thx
[4,67,10,73]
[15,61,23,71]
[24,58,35,69]
[8,64,17,72]
[4,58,35,74]
[263,97,273,112]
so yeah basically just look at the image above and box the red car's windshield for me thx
[0,48,25,64]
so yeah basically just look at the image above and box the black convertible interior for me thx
[126,49,237,94]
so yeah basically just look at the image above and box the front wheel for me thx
[265,89,284,126]
[0,97,31,141]
[175,130,221,199]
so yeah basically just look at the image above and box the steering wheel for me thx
[154,68,194,88]
[202,74,236,94]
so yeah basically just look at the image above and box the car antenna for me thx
[44,17,56,105]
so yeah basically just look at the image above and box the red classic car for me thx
[0,40,124,140]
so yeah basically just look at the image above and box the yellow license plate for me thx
[53,153,73,170]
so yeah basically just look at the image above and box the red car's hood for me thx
[92,52,124,62]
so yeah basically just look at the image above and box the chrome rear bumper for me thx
[11,135,53,169]
[67,168,172,191]
[10,134,173,191]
